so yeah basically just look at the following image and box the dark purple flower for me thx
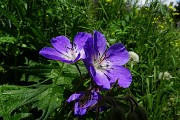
[67,90,100,116]
[83,31,132,89]
[39,32,92,63]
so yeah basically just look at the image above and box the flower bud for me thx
[128,51,139,63]
[158,71,172,80]
[134,106,148,120]
[106,106,126,120]
[127,112,139,120]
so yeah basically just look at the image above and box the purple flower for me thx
[67,90,100,116]
[39,32,92,63]
[83,31,132,89]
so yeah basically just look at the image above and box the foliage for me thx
[0,0,179,120]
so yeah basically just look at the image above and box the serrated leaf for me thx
[30,85,64,120]
[0,84,65,119]
[0,85,31,117]
[9,113,32,120]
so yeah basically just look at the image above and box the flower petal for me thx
[91,90,99,100]
[83,99,98,108]
[39,47,65,61]
[93,31,107,59]
[106,43,129,65]
[74,102,87,116]
[39,47,80,63]
[50,36,82,62]
[83,91,99,108]
[90,66,110,89]
[51,36,72,53]
[74,32,92,50]
[67,92,84,103]
[73,32,92,59]
[108,65,132,88]
[83,37,95,64]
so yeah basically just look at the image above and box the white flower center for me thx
[93,55,111,70]
[60,47,78,61]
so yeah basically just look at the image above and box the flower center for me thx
[61,47,78,61]
[69,48,78,60]
[93,55,110,70]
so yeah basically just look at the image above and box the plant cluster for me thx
[39,30,134,117]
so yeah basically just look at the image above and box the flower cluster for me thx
[39,31,132,116]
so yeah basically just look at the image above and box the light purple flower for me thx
[39,32,92,63]
[67,90,100,116]
[83,31,132,89]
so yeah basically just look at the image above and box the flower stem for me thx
[128,98,134,112]
[95,103,100,120]
[128,96,139,107]
[75,63,82,81]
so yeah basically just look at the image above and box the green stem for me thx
[75,63,82,81]
[128,98,134,112]
[128,96,139,107]
[95,103,100,120]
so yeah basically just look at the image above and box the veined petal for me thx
[67,92,84,103]
[74,32,92,50]
[90,66,110,89]
[108,65,132,88]
[83,37,94,63]
[83,99,98,108]
[39,47,65,61]
[91,90,99,100]
[50,36,81,62]
[83,91,99,108]
[73,32,92,59]
[51,36,72,53]
[74,102,87,116]
[39,47,80,63]
[93,31,107,59]
[105,43,129,65]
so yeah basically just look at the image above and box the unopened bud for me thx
[134,106,148,120]
[158,71,172,80]
[106,106,126,120]
[127,112,139,120]
[128,51,139,63]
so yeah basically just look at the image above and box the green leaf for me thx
[0,6,19,28]
[13,0,26,21]
[14,65,54,75]
[0,85,31,117]
[25,18,45,42]
[0,36,17,44]
[0,84,65,119]
[9,113,32,120]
